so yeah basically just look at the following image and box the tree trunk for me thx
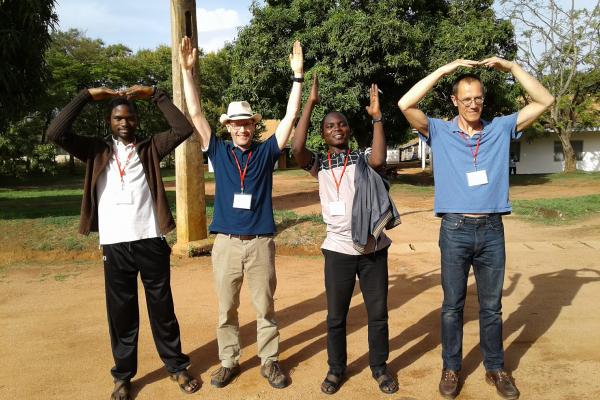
[558,130,576,172]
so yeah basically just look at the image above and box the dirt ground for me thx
[2,170,600,400]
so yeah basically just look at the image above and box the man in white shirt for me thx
[47,85,199,400]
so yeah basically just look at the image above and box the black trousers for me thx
[323,246,390,376]
[102,237,190,380]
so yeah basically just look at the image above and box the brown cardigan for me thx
[46,89,194,236]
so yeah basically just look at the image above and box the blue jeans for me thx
[439,213,505,372]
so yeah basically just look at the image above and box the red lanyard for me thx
[327,149,350,197]
[113,143,135,185]
[459,131,483,166]
[231,149,253,192]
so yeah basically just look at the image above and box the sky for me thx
[54,0,257,53]
[54,0,595,54]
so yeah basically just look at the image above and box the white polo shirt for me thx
[96,138,160,245]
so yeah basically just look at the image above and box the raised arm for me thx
[291,73,319,168]
[398,59,478,137]
[274,40,304,150]
[47,87,120,161]
[479,57,554,132]
[125,84,194,158]
[366,84,386,169]
[179,36,212,151]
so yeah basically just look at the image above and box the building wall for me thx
[517,132,600,174]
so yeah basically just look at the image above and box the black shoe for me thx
[210,365,240,388]
[438,369,459,399]
[485,370,520,399]
[260,360,288,389]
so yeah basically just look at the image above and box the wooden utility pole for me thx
[170,0,210,256]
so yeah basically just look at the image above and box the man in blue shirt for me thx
[179,37,304,389]
[398,57,554,399]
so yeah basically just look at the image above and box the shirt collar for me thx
[112,137,136,149]
[450,116,490,136]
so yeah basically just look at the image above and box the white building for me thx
[511,127,600,174]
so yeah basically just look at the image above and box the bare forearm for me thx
[511,63,554,107]
[181,68,211,149]
[369,121,386,169]
[275,81,302,150]
[398,68,445,110]
[291,99,316,166]
[182,69,202,117]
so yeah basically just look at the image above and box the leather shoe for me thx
[485,369,520,399]
[438,369,459,399]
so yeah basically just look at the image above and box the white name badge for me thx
[466,170,488,187]
[115,189,133,205]
[329,201,346,216]
[233,193,252,209]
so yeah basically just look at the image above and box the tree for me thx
[500,0,600,172]
[227,0,517,149]
[0,0,57,133]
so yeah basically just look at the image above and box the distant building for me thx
[511,127,600,174]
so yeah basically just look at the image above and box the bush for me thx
[30,144,57,174]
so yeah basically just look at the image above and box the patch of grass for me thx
[388,173,435,195]
[0,165,86,188]
[161,167,214,183]
[0,189,83,219]
[512,194,600,224]
[273,169,308,177]
[509,171,600,186]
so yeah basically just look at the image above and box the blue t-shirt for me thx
[421,113,518,215]
[206,134,281,234]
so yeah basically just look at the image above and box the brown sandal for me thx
[170,369,200,394]
[373,369,399,394]
[321,372,343,394]
[110,379,131,400]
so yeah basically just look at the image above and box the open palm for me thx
[179,36,197,71]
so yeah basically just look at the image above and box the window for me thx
[554,141,583,161]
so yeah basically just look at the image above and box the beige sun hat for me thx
[219,101,262,125]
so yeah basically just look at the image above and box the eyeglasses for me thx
[456,96,484,107]
[229,122,254,132]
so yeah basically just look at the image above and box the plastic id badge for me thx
[466,170,488,187]
[115,189,133,205]
[233,193,252,209]
[329,201,346,216]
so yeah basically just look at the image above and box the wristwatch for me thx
[372,116,384,124]
[291,76,304,83]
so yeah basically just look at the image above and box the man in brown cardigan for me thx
[47,85,199,400]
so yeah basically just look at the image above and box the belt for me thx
[227,234,271,240]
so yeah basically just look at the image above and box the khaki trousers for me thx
[211,234,279,367]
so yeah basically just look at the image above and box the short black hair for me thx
[320,111,348,131]
[452,73,485,96]
[106,98,138,118]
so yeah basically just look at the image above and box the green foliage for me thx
[0,0,58,132]
[501,0,600,171]
[197,45,233,137]
[422,0,518,119]
[227,0,517,147]
[513,194,600,224]
[30,144,57,174]
[0,115,45,176]
[0,30,198,177]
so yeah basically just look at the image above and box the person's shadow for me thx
[352,272,521,379]
[132,268,441,397]
[281,269,441,378]
[460,268,600,381]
